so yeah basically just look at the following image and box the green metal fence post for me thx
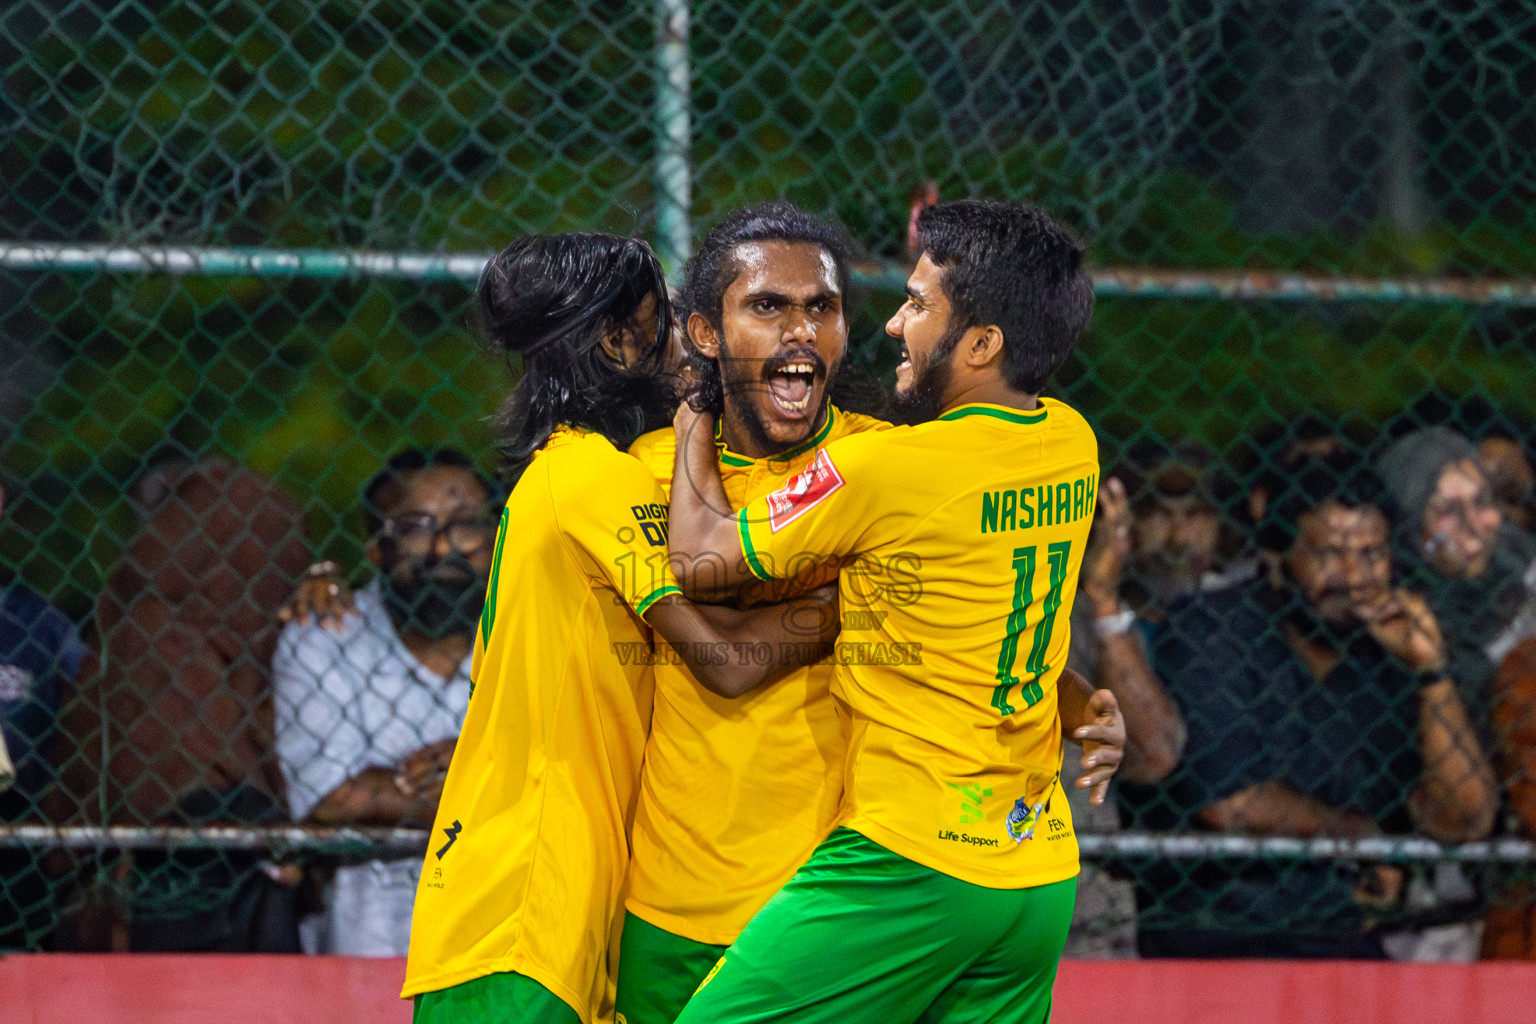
[655,0,692,279]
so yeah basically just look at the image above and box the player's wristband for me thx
[1094,607,1136,638]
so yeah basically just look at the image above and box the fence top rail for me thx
[3,243,1534,306]
[4,826,1534,863]
[0,243,493,283]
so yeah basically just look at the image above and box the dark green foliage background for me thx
[1,0,1533,619]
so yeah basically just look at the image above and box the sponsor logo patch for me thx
[436,819,462,860]
[629,503,670,546]
[1006,797,1045,844]
[765,449,844,533]
[947,781,992,826]
[1005,775,1061,844]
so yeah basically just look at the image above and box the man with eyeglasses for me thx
[1117,447,1496,958]
[273,447,498,956]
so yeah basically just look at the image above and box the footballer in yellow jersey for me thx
[626,406,889,932]
[666,201,1116,1024]
[404,233,837,1024]
[614,205,891,1024]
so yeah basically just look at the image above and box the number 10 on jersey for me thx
[991,541,1072,716]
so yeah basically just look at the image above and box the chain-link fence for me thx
[2,0,1535,958]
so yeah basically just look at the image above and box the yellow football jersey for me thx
[734,399,1098,889]
[625,406,890,945]
[402,427,680,1022]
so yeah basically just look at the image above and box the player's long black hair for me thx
[480,232,679,473]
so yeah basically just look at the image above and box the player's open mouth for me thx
[764,358,821,415]
[896,342,911,375]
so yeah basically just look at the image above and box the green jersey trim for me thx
[738,511,774,581]
[713,420,755,467]
[636,585,682,618]
[773,406,839,463]
[937,404,1048,426]
[715,407,839,468]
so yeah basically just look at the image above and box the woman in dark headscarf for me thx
[1378,426,1536,961]
[1378,426,1536,733]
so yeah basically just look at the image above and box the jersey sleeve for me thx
[556,446,682,617]
[735,435,884,581]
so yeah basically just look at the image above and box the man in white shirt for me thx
[274,448,496,956]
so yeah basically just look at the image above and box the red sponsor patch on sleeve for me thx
[765,449,846,532]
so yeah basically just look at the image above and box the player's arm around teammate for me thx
[644,588,840,697]
[402,233,831,1024]
[616,205,900,1024]
[662,201,1113,1024]
[1058,667,1125,806]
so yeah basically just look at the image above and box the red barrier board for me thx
[0,955,411,1024]
[1053,959,1536,1024]
[3,955,1535,1023]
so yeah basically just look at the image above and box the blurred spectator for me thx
[274,449,493,956]
[1376,427,1536,960]
[50,457,309,951]
[1101,442,1256,628]
[1061,441,1244,956]
[1119,449,1496,958]
[1482,637,1536,959]
[0,478,86,948]
[1060,476,1189,958]
[1073,475,1191,784]
[906,180,939,253]
[1378,426,1536,736]
[1478,436,1535,533]
[1244,415,1357,530]
[1064,440,1240,960]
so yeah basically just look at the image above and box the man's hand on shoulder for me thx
[279,561,357,632]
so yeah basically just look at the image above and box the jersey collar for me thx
[716,405,840,467]
[936,402,1047,426]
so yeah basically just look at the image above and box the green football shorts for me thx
[412,970,579,1024]
[614,910,731,1024]
[672,827,1077,1024]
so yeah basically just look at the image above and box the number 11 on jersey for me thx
[991,541,1072,716]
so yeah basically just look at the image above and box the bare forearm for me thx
[647,591,839,698]
[668,417,748,601]
[1057,667,1094,740]
[1413,679,1497,843]
[307,769,436,827]
[1095,632,1186,784]
[1198,780,1380,839]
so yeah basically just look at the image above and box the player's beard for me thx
[380,551,488,641]
[889,325,962,426]
[715,337,839,454]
